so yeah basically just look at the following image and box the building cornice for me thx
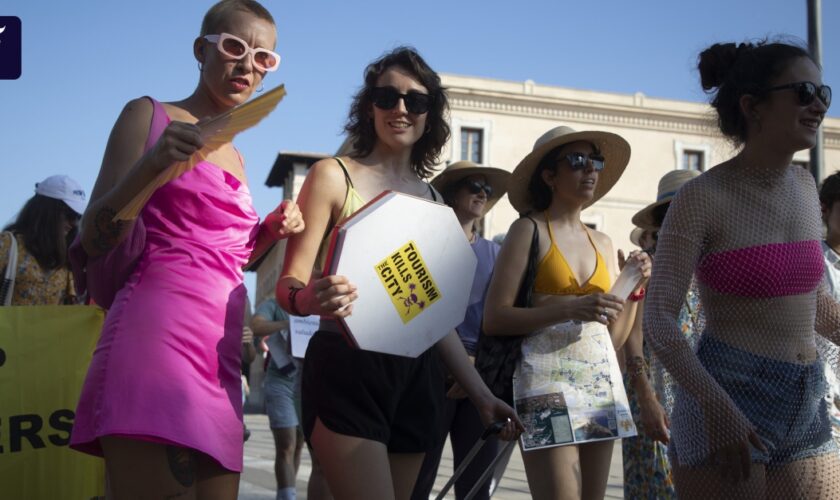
[442,74,840,147]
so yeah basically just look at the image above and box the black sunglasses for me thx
[461,180,493,197]
[560,152,605,171]
[371,86,433,115]
[765,81,832,109]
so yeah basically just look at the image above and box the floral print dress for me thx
[0,232,75,305]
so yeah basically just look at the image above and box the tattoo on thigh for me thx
[165,446,196,488]
[92,207,126,252]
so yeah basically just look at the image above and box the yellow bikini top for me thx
[533,212,611,296]
[316,157,439,270]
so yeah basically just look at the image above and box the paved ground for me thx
[239,414,624,499]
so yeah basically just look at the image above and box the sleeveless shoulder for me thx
[141,96,171,153]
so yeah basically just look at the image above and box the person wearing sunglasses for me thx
[404,161,511,500]
[483,125,650,500]
[644,40,838,498]
[69,2,304,498]
[276,47,521,500]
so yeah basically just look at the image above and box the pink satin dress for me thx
[70,97,259,472]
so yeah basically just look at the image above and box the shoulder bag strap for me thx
[514,216,539,308]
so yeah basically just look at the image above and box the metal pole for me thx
[808,0,824,180]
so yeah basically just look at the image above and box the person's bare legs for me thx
[672,462,766,500]
[522,443,582,500]
[272,426,303,496]
[307,450,334,500]
[577,440,614,500]
[766,453,840,499]
[101,436,239,500]
[521,440,615,500]
[310,417,397,500]
[388,452,425,500]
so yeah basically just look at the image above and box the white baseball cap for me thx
[35,175,87,215]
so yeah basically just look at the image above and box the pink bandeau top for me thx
[696,240,823,298]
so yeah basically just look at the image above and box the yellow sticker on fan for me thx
[374,240,442,324]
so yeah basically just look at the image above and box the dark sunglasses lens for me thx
[821,86,832,108]
[372,88,399,110]
[797,82,817,105]
[591,156,605,171]
[404,92,431,114]
[566,153,586,170]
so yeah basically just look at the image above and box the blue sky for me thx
[1,0,837,299]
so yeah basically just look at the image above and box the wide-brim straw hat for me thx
[508,125,631,213]
[431,161,511,212]
[631,169,701,231]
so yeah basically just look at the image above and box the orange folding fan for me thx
[115,84,287,220]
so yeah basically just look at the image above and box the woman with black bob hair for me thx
[276,46,521,500]
[645,38,837,498]
[1,175,86,305]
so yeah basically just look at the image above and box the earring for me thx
[197,61,203,72]
[256,83,264,93]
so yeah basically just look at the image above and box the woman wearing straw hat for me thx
[621,169,700,500]
[484,125,651,499]
[410,161,511,500]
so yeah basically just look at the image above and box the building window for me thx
[683,150,705,171]
[461,128,483,163]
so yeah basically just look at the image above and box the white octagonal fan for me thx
[324,191,477,357]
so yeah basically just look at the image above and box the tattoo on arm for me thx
[92,207,127,252]
[165,445,196,488]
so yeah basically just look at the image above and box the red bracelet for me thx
[629,287,646,302]
[288,286,305,316]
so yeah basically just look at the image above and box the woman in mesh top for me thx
[645,40,836,498]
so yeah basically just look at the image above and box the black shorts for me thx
[302,330,445,453]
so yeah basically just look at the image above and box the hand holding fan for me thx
[115,84,287,220]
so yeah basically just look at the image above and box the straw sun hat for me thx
[431,161,511,212]
[631,169,701,231]
[508,125,631,213]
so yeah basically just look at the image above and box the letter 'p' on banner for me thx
[0,306,105,499]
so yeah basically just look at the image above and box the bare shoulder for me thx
[308,157,349,187]
[116,97,155,130]
[508,215,539,240]
[588,228,614,255]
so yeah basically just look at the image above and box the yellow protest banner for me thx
[374,240,442,324]
[0,305,105,499]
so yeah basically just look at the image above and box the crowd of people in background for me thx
[3,0,836,499]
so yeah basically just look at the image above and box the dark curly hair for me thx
[698,39,815,145]
[344,47,451,179]
[820,171,840,210]
[4,195,79,270]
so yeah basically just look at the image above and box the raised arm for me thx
[80,98,203,257]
